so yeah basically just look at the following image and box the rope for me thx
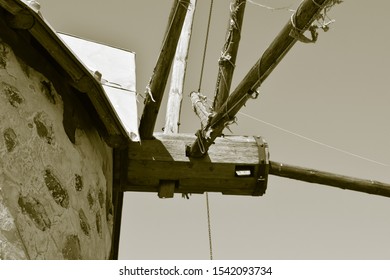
[196,0,214,260]
[206,192,213,260]
[238,112,390,168]
[198,0,214,92]
[247,0,297,12]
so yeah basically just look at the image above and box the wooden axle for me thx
[125,133,269,198]
[125,133,390,199]
[269,161,390,199]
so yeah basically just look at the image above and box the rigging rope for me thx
[202,92,389,168]
[206,192,213,260]
[198,0,214,92]
[238,112,390,168]
[247,0,297,12]
[196,0,215,260]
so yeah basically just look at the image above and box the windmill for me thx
[127,0,390,200]
[0,0,388,260]
[113,0,390,258]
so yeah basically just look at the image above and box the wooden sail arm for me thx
[187,0,338,157]
[269,161,390,199]
[212,0,246,111]
[139,0,191,140]
[164,0,197,135]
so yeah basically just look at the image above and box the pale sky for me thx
[37,0,390,259]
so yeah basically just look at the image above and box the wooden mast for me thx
[187,0,335,157]
[164,0,197,135]
[191,0,246,136]
[212,0,246,111]
[159,0,197,198]
[139,0,190,140]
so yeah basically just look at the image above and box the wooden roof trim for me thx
[0,0,129,147]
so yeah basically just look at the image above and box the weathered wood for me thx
[5,10,34,29]
[110,190,123,259]
[269,161,390,199]
[190,91,212,129]
[126,133,268,196]
[110,147,128,259]
[139,0,191,139]
[212,0,246,111]
[0,0,24,15]
[158,180,176,198]
[164,0,196,134]
[30,15,127,146]
[187,0,336,157]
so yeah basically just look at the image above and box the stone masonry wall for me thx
[0,39,114,259]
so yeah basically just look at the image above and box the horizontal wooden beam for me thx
[269,161,390,199]
[125,133,268,197]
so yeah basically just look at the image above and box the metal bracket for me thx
[253,136,269,196]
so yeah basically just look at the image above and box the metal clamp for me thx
[253,136,269,196]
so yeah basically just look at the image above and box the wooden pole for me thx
[212,0,246,111]
[187,0,336,157]
[164,0,197,134]
[269,161,390,199]
[190,91,212,129]
[139,0,190,140]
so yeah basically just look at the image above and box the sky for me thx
[36,0,390,259]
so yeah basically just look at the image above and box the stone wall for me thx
[0,40,114,259]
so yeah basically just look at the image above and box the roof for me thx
[0,0,138,147]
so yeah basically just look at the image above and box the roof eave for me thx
[0,0,129,147]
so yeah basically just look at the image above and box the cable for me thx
[196,0,215,260]
[238,112,390,168]
[198,0,214,92]
[206,192,213,260]
[247,0,298,12]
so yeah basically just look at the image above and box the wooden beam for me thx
[110,147,128,259]
[212,0,246,111]
[125,133,269,196]
[190,91,212,129]
[269,161,390,199]
[187,0,338,157]
[158,180,176,198]
[164,0,196,135]
[0,0,24,15]
[139,0,191,140]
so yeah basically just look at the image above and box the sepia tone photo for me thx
[0,0,389,260]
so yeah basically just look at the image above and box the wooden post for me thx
[160,0,196,198]
[269,161,390,199]
[110,147,128,259]
[164,0,196,135]
[187,0,337,157]
[212,0,246,111]
[139,0,191,140]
